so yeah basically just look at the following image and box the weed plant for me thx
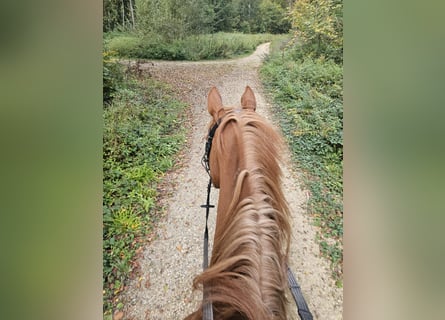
[104,32,275,61]
[103,72,187,315]
[103,50,124,105]
[261,39,343,283]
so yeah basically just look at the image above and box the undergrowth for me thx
[261,39,343,284]
[104,32,275,61]
[103,64,188,316]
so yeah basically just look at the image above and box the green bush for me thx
[289,0,343,63]
[105,32,275,61]
[261,41,343,281]
[257,0,291,34]
[103,76,187,315]
[103,51,124,105]
[105,34,142,56]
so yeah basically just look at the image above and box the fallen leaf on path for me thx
[145,277,151,288]
[113,311,124,320]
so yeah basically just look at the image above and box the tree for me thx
[290,0,343,62]
[182,0,215,35]
[104,0,136,32]
[136,0,170,37]
[136,0,214,41]
[231,0,292,34]
[235,0,261,33]
[212,0,237,32]
[257,0,291,34]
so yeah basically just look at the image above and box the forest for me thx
[104,0,292,36]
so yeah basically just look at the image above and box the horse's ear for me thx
[208,86,223,121]
[241,86,256,111]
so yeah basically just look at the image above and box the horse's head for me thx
[205,86,256,189]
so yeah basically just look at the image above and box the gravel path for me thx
[120,43,343,320]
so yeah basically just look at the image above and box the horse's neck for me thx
[214,124,253,237]
[217,170,251,214]
[215,166,252,234]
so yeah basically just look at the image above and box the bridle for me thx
[201,119,221,176]
[199,118,221,320]
[199,117,313,320]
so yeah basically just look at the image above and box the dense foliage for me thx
[261,0,343,282]
[104,0,137,32]
[104,32,274,61]
[104,0,292,36]
[290,0,343,63]
[262,48,343,282]
[103,50,123,104]
[103,67,188,315]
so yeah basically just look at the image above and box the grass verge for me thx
[104,32,276,61]
[103,68,188,316]
[261,37,343,285]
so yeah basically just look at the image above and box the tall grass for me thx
[104,32,276,61]
[261,39,343,284]
[103,68,188,316]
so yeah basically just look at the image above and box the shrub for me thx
[257,0,291,34]
[103,50,124,105]
[104,32,275,60]
[290,0,343,63]
[106,34,142,57]
[261,41,343,280]
[103,76,187,315]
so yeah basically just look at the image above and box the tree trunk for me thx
[129,0,135,29]
[121,0,125,27]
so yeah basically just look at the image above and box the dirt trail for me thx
[121,43,343,320]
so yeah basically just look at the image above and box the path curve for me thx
[121,43,342,320]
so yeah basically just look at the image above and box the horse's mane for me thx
[191,108,291,320]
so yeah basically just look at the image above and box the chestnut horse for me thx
[185,86,292,320]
